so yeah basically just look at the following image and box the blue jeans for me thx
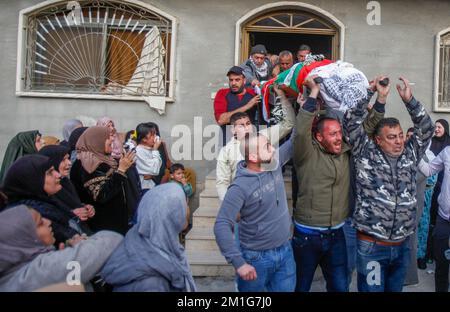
[237,241,296,292]
[343,219,357,286]
[292,227,348,292]
[356,236,410,292]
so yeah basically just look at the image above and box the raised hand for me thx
[118,150,136,173]
[375,75,390,104]
[396,76,413,103]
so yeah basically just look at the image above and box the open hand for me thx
[396,76,413,103]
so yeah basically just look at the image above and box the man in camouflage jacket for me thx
[343,76,434,292]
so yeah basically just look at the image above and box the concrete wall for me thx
[1,0,450,186]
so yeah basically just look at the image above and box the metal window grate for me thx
[23,0,172,97]
[439,32,450,108]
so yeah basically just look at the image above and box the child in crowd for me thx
[170,163,194,199]
[135,123,162,195]
[170,163,194,245]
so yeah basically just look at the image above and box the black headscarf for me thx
[38,145,70,174]
[68,127,88,153]
[38,145,85,213]
[2,155,85,243]
[2,155,51,202]
[430,119,450,156]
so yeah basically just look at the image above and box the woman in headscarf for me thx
[74,126,141,235]
[61,119,83,147]
[100,183,196,292]
[0,205,123,292]
[39,145,94,235]
[97,117,124,159]
[0,130,42,182]
[2,155,87,245]
[68,126,88,163]
[418,119,450,268]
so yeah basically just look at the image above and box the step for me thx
[192,208,219,227]
[187,250,234,277]
[185,226,215,240]
[185,226,219,251]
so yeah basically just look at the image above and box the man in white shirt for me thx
[216,85,295,201]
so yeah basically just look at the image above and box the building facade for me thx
[2,0,450,187]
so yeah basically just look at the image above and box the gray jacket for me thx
[0,231,122,291]
[240,58,273,87]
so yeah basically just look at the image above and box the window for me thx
[435,29,450,111]
[17,0,177,103]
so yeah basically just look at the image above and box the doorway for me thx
[249,32,333,60]
[238,8,342,63]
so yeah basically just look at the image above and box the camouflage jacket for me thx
[343,95,434,241]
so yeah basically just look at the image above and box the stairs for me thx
[186,169,294,277]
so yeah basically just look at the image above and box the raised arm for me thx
[396,77,435,162]
[343,76,387,155]
[260,85,296,146]
[293,77,320,164]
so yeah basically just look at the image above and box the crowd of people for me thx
[0,42,449,293]
[213,43,450,292]
[0,117,196,292]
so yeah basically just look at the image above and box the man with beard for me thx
[241,44,273,87]
[292,75,386,292]
[215,84,295,201]
[214,128,296,292]
[214,66,262,145]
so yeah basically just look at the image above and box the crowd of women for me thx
[0,117,196,292]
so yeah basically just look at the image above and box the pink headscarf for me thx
[96,117,123,159]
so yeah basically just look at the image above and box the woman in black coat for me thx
[2,155,85,246]
[72,126,141,235]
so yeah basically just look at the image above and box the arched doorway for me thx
[235,2,344,64]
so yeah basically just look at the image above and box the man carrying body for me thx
[296,44,311,64]
[292,75,385,292]
[241,44,273,87]
[344,77,434,292]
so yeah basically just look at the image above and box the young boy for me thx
[170,163,193,198]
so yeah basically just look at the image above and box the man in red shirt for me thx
[214,66,261,145]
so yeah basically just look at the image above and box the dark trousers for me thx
[292,227,348,292]
[433,215,450,292]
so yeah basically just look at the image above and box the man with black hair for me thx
[297,44,311,64]
[135,122,162,194]
[292,75,385,292]
[214,66,262,146]
[216,85,295,201]
[344,76,434,292]
[214,129,296,292]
